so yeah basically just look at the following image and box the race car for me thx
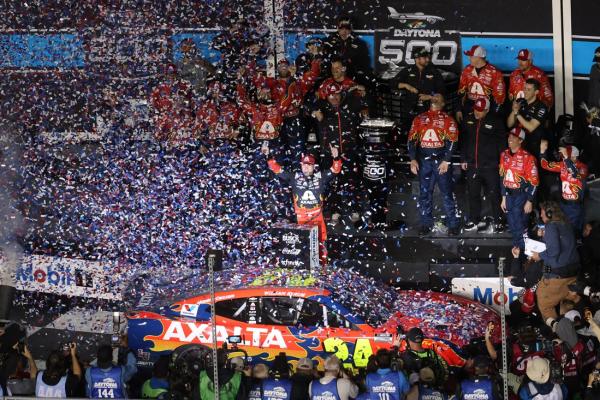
[126,268,500,371]
[387,8,445,24]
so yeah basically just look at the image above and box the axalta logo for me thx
[473,287,519,306]
[161,321,287,349]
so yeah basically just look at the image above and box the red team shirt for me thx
[499,148,539,192]
[408,109,459,156]
[541,158,588,201]
[195,100,242,140]
[509,65,554,109]
[458,63,506,106]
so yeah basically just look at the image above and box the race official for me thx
[500,127,539,249]
[365,349,410,400]
[460,97,506,233]
[507,78,548,158]
[540,140,589,234]
[393,48,445,133]
[408,94,460,235]
[456,45,505,123]
[309,356,358,400]
[509,49,553,109]
[86,343,137,399]
[456,355,501,400]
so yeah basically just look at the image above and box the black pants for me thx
[466,166,501,223]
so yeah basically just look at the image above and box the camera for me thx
[550,360,563,384]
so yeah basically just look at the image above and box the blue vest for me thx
[418,385,447,400]
[262,378,292,400]
[90,366,125,399]
[366,371,404,400]
[311,379,341,400]
[460,377,493,400]
[36,372,67,398]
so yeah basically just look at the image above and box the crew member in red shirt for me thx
[195,80,242,142]
[456,45,505,123]
[540,139,589,234]
[500,127,539,249]
[509,49,553,109]
[408,94,460,236]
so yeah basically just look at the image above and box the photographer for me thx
[584,361,600,399]
[507,78,548,158]
[3,342,37,396]
[194,348,247,400]
[400,328,449,387]
[530,202,581,328]
[552,318,585,398]
[309,355,358,400]
[36,343,81,398]
[518,357,568,399]
[456,355,501,399]
[260,352,293,400]
[85,338,138,399]
[365,349,410,400]
[406,367,451,400]
[291,358,316,400]
[141,355,169,399]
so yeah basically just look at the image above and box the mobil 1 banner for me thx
[271,224,319,270]
[375,10,461,78]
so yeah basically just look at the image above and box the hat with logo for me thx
[526,357,550,384]
[594,46,600,63]
[473,97,491,112]
[277,58,290,66]
[464,45,487,58]
[406,327,424,343]
[412,47,432,58]
[509,127,526,140]
[297,357,314,371]
[307,37,323,47]
[324,82,342,96]
[300,153,316,165]
[517,49,533,61]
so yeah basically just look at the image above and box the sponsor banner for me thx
[451,277,523,314]
[375,17,461,76]
[0,253,122,300]
[0,33,84,68]
[271,223,318,270]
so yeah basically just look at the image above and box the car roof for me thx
[124,267,400,327]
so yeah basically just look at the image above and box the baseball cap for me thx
[526,357,550,384]
[419,367,435,383]
[412,47,432,58]
[406,327,424,343]
[296,357,313,371]
[300,154,316,165]
[307,37,323,47]
[564,309,581,323]
[464,45,486,58]
[593,46,600,63]
[324,82,342,96]
[473,97,490,112]
[517,49,533,61]
[566,145,580,158]
[277,58,290,66]
[509,127,526,140]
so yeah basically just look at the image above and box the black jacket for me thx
[589,63,600,108]
[460,112,506,169]
[323,33,371,83]
[392,64,446,114]
[315,93,365,157]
